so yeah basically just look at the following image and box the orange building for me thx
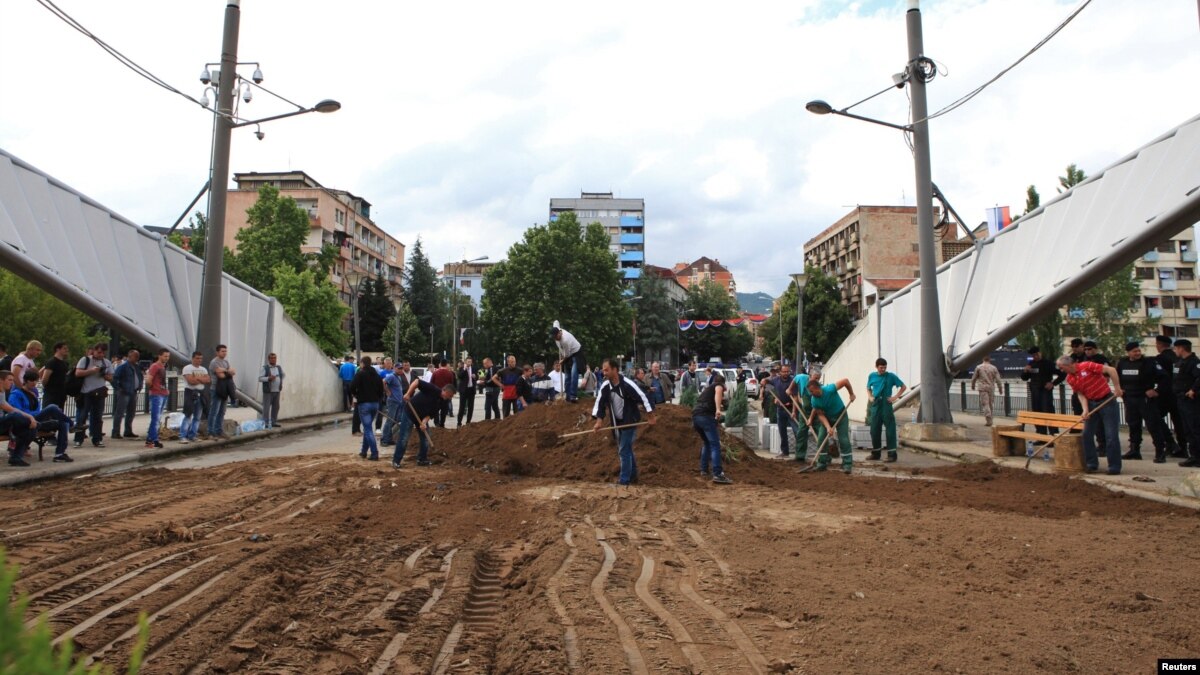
[672,257,737,299]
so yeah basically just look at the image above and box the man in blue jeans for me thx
[393,377,456,469]
[1,370,39,466]
[552,322,584,403]
[207,344,236,438]
[338,355,356,412]
[349,356,385,460]
[179,351,210,443]
[592,358,657,486]
[692,372,731,484]
[1056,356,1124,475]
[10,369,75,461]
[381,361,410,446]
[763,363,795,457]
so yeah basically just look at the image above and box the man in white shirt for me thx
[10,341,42,383]
[180,351,211,443]
[549,360,566,396]
[551,321,584,403]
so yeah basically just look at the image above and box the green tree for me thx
[724,384,748,427]
[1025,185,1041,214]
[269,265,348,357]
[481,212,630,363]
[759,266,853,363]
[405,238,440,346]
[1058,163,1087,193]
[679,280,754,362]
[381,304,426,362]
[630,274,677,366]
[224,185,310,292]
[1063,263,1154,357]
[355,277,393,352]
[1016,308,1063,357]
[0,270,100,360]
[679,382,699,408]
[167,211,207,259]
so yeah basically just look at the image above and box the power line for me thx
[34,0,227,118]
[918,0,1094,124]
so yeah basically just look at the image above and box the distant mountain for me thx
[736,291,774,314]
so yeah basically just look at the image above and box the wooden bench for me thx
[992,411,1085,473]
[0,430,59,462]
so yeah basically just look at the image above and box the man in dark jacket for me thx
[1155,335,1187,457]
[479,357,501,420]
[456,357,477,426]
[592,358,657,486]
[1171,339,1200,468]
[349,356,386,460]
[1116,341,1168,462]
[1020,346,1059,434]
[393,377,456,468]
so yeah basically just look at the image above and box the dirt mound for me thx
[428,403,780,487]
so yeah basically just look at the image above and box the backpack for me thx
[65,356,89,397]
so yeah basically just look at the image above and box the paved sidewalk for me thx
[899,411,1200,510]
[0,405,343,488]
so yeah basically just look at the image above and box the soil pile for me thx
[428,402,782,486]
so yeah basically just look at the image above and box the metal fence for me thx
[949,380,1147,428]
[52,376,189,418]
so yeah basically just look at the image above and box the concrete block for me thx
[899,422,969,442]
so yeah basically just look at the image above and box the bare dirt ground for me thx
[2,403,1197,674]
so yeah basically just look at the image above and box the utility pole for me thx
[195,0,240,356]
[907,0,952,423]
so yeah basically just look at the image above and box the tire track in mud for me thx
[367,547,459,675]
[544,527,582,671]
[586,516,648,675]
[628,532,711,674]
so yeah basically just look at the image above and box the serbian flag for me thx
[459,328,467,345]
[726,318,744,327]
[745,314,767,324]
[709,320,724,328]
[986,206,1011,237]
[694,320,711,330]
[678,319,694,331]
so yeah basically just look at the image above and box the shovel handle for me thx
[558,421,649,439]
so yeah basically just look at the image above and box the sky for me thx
[1,0,1197,296]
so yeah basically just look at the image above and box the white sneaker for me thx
[178,438,191,444]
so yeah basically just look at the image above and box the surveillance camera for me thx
[892,72,907,88]
[255,130,265,141]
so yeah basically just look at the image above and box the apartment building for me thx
[1134,228,1200,346]
[672,257,737,299]
[440,260,497,309]
[226,171,405,303]
[550,192,645,280]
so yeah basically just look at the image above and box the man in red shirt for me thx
[1056,356,1124,475]
[429,359,456,427]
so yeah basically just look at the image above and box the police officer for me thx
[1116,341,1169,462]
[1154,335,1187,457]
[1021,346,1059,434]
[1171,339,1200,468]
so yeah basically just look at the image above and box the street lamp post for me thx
[450,256,488,365]
[804,0,951,424]
[345,270,365,363]
[193,1,340,358]
[390,287,405,361]
[791,272,808,369]
[624,295,644,368]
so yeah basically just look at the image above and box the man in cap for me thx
[551,321,584,403]
[1115,341,1169,462]
[1171,339,1200,468]
[1020,346,1059,435]
[1155,335,1188,457]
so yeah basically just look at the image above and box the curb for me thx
[0,414,344,488]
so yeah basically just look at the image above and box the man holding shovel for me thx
[1055,356,1123,475]
[393,377,457,469]
[592,358,657,486]
[763,363,796,457]
[785,368,817,463]
[806,378,856,473]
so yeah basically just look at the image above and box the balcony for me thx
[618,233,643,245]
[1148,307,1164,319]
[1161,279,1178,291]
[1184,250,1198,263]
[619,250,644,263]
[1143,251,1160,262]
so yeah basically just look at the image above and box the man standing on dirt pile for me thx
[866,358,907,463]
[394,377,456,469]
[692,371,732,484]
[593,358,657,486]
[1055,356,1123,475]
[529,362,556,402]
[551,321,584,403]
[970,355,1001,427]
[806,378,856,474]
[492,355,525,417]
[1170,339,1200,468]
[1115,341,1169,463]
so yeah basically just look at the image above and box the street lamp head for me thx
[345,269,362,289]
[313,99,341,114]
[805,100,834,115]
[791,272,808,289]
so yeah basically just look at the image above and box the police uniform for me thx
[1155,347,1186,455]
[1020,350,1059,434]
[1115,344,1168,461]
[1171,347,1200,466]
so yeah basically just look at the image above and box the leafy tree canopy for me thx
[0,270,101,362]
[759,266,852,364]
[630,274,678,366]
[224,184,310,292]
[680,280,753,362]
[269,265,348,357]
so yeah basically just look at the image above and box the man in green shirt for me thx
[866,358,907,462]
[806,378,856,473]
[785,370,817,462]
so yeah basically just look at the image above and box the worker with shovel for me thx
[392,378,457,469]
[785,368,818,463]
[592,358,657,486]
[1055,355,1124,475]
[806,378,856,474]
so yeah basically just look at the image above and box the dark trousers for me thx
[1159,394,1186,453]
[457,390,475,425]
[1,412,36,457]
[1177,393,1200,459]
[502,398,520,417]
[484,389,500,420]
[1029,386,1056,434]
[341,381,353,412]
[1124,395,1166,453]
[775,406,793,455]
[112,390,138,436]
[73,391,107,445]
[351,402,361,434]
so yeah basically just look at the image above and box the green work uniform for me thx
[809,383,851,469]
[789,373,813,461]
[867,370,905,454]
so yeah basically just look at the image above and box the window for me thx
[1146,296,1160,308]
[1162,296,1181,310]
[1179,268,1195,281]
[1177,325,1199,338]
[1135,267,1155,279]
[1157,241,1177,253]
[460,280,472,288]
[1181,240,1192,252]
[911,243,920,253]
[1160,269,1176,281]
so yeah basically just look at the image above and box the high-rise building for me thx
[1132,229,1199,347]
[225,171,405,303]
[440,260,497,309]
[550,192,645,280]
